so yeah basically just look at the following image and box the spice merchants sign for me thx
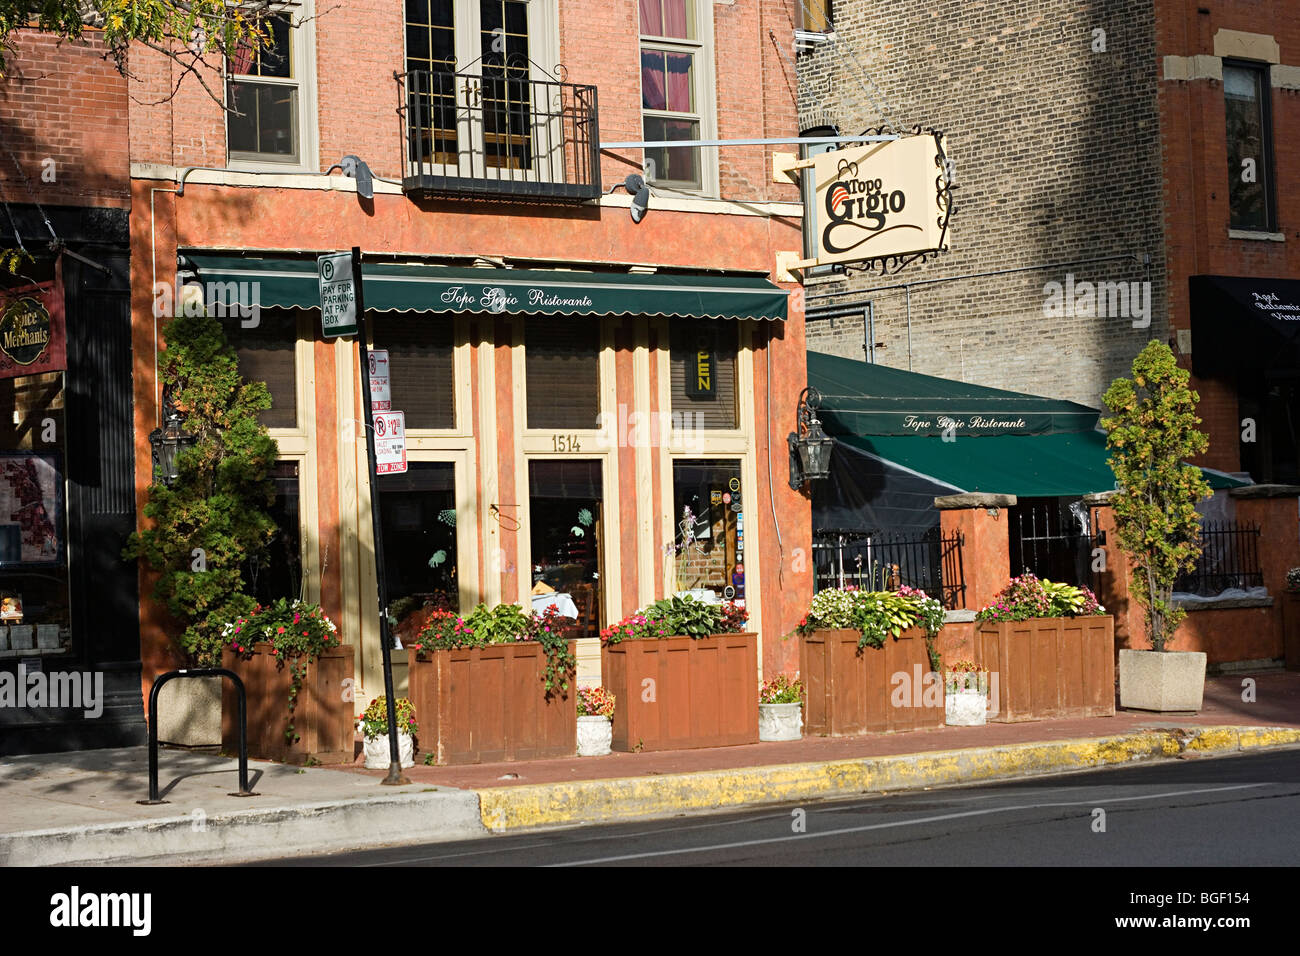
[0,285,66,380]
[804,134,949,269]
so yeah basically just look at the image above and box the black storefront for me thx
[1189,275,1300,484]
[0,205,144,754]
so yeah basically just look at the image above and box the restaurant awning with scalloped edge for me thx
[182,254,789,321]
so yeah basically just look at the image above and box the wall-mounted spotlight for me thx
[326,155,375,200]
[608,173,650,223]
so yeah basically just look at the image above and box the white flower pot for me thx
[364,731,414,769]
[945,689,987,726]
[1119,649,1207,713]
[759,702,803,741]
[577,715,612,756]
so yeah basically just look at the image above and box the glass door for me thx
[528,459,603,639]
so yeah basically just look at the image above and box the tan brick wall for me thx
[798,1,1166,411]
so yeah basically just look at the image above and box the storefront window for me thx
[371,314,455,430]
[228,310,298,429]
[246,460,302,605]
[671,459,743,602]
[0,371,70,648]
[528,459,602,638]
[670,319,737,428]
[376,461,459,644]
[525,320,600,430]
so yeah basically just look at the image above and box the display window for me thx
[671,458,744,603]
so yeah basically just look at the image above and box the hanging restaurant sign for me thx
[795,132,952,273]
[0,283,66,381]
[686,331,716,399]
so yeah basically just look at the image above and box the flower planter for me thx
[800,628,944,736]
[409,640,577,765]
[1118,649,1207,713]
[976,616,1115,722]
[758,702,803,741]
[601,633,758,752]
[221,643,355,765]
[945,689,987,726]
[363,731,415,769]
[576,715,612,756]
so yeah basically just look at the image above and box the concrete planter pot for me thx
[1118,648,1207,713]
[363,731,415,769]
[758,702,803,741]
[576,715,613,756]
[945,689,987,726]
[157,674,222,747]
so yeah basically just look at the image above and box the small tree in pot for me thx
[1102,340,1213,711]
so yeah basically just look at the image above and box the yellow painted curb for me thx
[475,725,1300,832]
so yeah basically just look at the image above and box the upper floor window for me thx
[227,10,310,166]
[800,0,833,33]
[1224,61,1276,232]
[639,0,709,192]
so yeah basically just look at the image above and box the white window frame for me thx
[638,0,718,198]
[403,0,562,182]
[225,0,319,173]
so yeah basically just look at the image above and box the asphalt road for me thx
[261,748,1300,867]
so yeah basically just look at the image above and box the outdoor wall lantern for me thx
[149,386,196,487]
[788,386,833,490]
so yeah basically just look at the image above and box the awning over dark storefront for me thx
[1189,274,1300,377]
[808,350,1247,501]
[183,254,788,321]
[809,351,1100,436]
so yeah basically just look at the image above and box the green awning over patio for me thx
[810,350,1248,497]
[808,350,1100,436]
[184,254,789,321]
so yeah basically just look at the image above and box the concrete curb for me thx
[0,789,485,867]
[475,725,1300,832]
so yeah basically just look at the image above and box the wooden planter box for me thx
[602,633,758,752]
[801,628,945,736]
[1283,592,1300,672]
[976,616,1115,722]
[221,643,355,765]
[409,641,576,765]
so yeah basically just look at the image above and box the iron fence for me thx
[812,527,967,609]
[1174,521,1263,596]
[398,66,601,201]
[1008,498,1100,591]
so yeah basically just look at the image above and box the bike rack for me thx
[138,668,258,805]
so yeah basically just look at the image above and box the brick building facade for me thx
[126,0,812,716]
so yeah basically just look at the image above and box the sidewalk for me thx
[3,672,1298,865]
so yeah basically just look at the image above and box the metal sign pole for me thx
[350,246,409,786]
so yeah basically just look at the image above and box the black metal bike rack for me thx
[139,668,258,805]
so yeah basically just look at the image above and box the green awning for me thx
[184,254,788,321]
[839,432,1245,497]
[809,350,1100,436]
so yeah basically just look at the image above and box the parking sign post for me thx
[346,247,408,786]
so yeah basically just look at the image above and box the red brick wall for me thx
[0,30,129,209]
[124,0,801,203]
[1156,0,1300,472]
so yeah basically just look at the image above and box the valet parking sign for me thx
[374,411,407,474]
[808,134,948,268]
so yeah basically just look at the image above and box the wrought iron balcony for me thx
[398,66,601,202]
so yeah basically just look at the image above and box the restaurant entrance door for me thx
[527,459,603,639]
